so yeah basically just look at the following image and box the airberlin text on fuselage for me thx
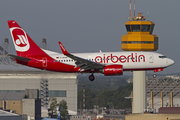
[95,53,145,63]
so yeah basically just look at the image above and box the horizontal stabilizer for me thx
[8,54,31,62]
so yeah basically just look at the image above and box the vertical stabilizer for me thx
[8,20,47,57]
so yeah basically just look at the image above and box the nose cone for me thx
[168,58,175,66]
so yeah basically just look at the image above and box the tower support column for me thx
[133,71,147,113]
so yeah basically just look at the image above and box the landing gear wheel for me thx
[89,74,95,81]
[153,74,157,78]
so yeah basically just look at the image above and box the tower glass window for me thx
[126,25,131,32]
[141,25,150,32]
[131,25,140,32]
[150,24,155,34]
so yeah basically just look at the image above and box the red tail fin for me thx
[8,20,47,57]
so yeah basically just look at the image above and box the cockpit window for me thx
[159,56,167,58]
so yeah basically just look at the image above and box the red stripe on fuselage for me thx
[16,55,80,72]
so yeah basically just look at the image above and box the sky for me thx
[0,0,179,74]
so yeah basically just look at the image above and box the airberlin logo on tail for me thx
[10,27,30,52]
[60,44,66,52]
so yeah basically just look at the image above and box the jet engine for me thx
[102,65,123,76]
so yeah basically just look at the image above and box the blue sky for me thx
[0,0,179,74]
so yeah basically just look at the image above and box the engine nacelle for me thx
[103,65,123,76]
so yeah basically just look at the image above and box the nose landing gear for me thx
[153,73,157,78]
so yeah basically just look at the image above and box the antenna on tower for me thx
[129,0,132,21]
[134,0,135,17]
[147,12,149,21]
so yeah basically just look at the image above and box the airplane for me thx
[7,20,174,81]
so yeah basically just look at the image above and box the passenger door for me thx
[149,54,154,63]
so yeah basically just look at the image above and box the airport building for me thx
[0,70,78,116]
[147,76,180,112]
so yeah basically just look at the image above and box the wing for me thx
[58,41,104,71]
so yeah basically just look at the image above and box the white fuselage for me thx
[43,49,174,71]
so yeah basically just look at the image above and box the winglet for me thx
[58,41,70,55]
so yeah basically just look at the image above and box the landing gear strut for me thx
[89,74,95,81]
[153,73,157,78]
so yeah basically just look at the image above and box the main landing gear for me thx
[89,74,95,81]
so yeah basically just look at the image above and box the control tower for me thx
[122,1,159,113]
[121,13,158,51]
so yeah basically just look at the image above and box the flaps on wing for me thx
[74,60,98,71]
[8,54,31,62]
[58,41,105,71]
[75,61,88,68]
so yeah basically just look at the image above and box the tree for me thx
[49,98,69,119]
[59,100,69,120]
[78,88,95,109]
[49,97,59,115]
[106,102,114,109]
[97,83,133,109]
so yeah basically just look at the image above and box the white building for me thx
[0,70,77,115]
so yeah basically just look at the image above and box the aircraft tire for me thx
[89,75,95,81]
